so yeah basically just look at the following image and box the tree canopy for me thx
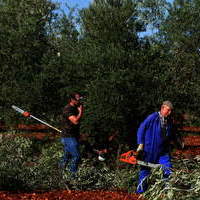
[1,0,200,141]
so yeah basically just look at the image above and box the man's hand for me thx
[136,144,144,160]
[68,105,84,125]
[136,144,144,152]
[77,104,84,115]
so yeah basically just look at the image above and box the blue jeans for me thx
[136,154,172,194]
[60,137,80,173]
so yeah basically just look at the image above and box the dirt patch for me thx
[183,135,200,146]
[172,135,200,158]
[173,147,200,158]
[0,190,141,200]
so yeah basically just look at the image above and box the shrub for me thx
[0,136,33,191]
[0,135,138,191]
[143,158,200,200]
[2,134,200,199]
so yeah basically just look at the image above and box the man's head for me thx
[68,92,82,106]
[160,100,173,117]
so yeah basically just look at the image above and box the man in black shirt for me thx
[60,92,83,174]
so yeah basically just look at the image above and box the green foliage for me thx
[0,135,138,191]
[80,0,143,48]
[1,0,200,197]
[0,136,33,190]
[157,0,200,116]
[1,0,200,148]
[143,158,200,199]
[0,135,67,191]
[27,139,67,190]
[1,134,200,199]
[82,68,136,137]
[69,160,138,191]
[0,0,58,123]
[137,0,170,30]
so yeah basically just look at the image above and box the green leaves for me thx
[143,158,200,200]
[1,0,200,142]
[80,0,141,48]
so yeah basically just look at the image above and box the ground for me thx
[1,125,200,200]
[0,190,141,200]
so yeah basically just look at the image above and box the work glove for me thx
[136,144,144,160]
[98,153,106,161]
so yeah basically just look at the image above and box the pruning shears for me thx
[119,150,161,168]
[12,105,62,133]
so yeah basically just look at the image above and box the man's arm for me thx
[136,116,152,159]
[137,114,154,146]
[137,121,148,148]
[135,122,146,160]
[68,105,83,125]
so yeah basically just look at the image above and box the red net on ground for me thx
[173,135,200,158]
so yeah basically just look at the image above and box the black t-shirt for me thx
[61,104,80,138]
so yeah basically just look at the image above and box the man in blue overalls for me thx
[136,101,174,193]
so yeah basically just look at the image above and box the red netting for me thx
[0,190,141,200]
[173,135,200,158]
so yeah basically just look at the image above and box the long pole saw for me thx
[12,105,62,133]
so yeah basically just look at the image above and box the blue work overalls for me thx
[136,112,173,193]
